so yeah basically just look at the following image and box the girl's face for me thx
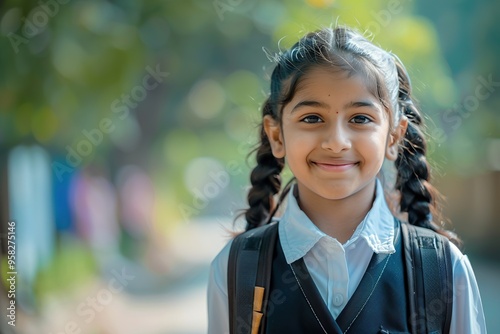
[264,66,406,203]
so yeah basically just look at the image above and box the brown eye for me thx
[350,115,372,124]
[301,115,323,123]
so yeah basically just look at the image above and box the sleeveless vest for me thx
[263,224,411,333]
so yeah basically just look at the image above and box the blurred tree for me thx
[0,0,480,224]
[416,0,500,174]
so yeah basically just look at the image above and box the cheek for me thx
[282,123,315,146]
[360,131,390,158]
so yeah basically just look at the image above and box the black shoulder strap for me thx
[401,222,453,334]
[228,222,279,334]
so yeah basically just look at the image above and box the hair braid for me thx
[395,104,432,228]
[244,99,285,231]
[394,61,460,245]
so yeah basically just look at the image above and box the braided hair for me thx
[243,26,459,245]
[244,98,285,230]
[394,59,460,245]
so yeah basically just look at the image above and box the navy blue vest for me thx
[263,224,411,333]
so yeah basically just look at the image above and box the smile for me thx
[312,161,358,172]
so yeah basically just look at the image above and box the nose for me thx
[320,123,351,153]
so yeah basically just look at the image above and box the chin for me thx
[315,186,357,201]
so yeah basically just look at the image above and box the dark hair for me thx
[243,26,459,245]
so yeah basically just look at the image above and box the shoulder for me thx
[447,241,479,287]
[447,242,487,332]
[209,223,280,292]
[448,240,466,264]
[233,222,279,242]
[400,222,473,281]
[401,223,471,274]
[209,224,276,281]
[447,241,477,290]
[208,238,233,296]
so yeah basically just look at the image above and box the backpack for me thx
[228,220,453,334]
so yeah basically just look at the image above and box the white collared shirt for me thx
[207,180,487,333]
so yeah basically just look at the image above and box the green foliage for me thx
[34,236,97,297]
[0,0,494,220]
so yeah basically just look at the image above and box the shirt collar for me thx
[279,179,396,264]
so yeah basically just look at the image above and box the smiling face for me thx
[264,66,406,206]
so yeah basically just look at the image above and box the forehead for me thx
[292,66,380,100]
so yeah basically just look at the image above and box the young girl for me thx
[208,27,486,333]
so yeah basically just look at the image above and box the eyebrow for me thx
[291,99,380,113]
[345,101,379,110]
[291,100,329,112]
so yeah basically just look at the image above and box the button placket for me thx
[331,242,348,311]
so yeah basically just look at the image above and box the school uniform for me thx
[207,179,487,333]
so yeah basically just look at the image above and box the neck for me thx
[295,180,377,244]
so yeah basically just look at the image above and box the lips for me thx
[312,160,358,172]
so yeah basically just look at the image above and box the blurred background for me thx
[0,0,499,333]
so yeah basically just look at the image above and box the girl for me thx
[208,27,486,333]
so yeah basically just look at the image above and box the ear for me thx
[263,115,285,158]
[385,117,408,161]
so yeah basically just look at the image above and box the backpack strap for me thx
[228,222,279,334]
[401,222,453,334]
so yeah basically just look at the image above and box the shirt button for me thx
[333,293,344,306]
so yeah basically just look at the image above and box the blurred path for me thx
[15,217,232,334]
